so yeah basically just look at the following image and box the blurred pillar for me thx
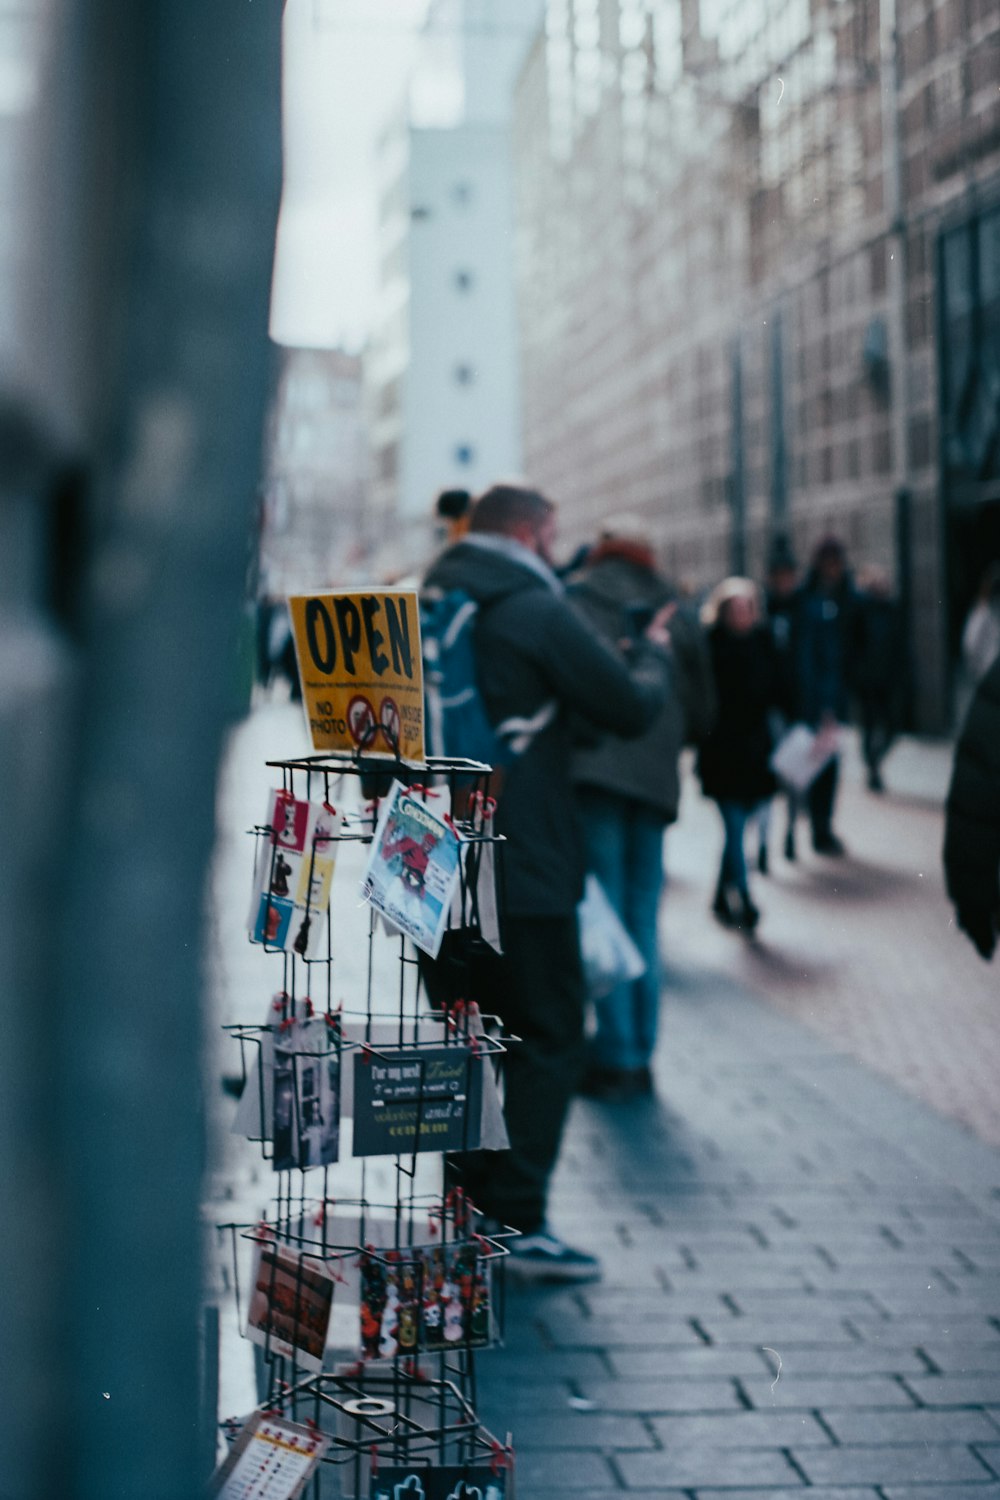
[769,309,788,540]
[0,1,282,1497]
[728,338,747,576]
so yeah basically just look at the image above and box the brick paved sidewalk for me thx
[205,707,1000,1491]
[475,733,1000,1495]
[666,732,1000,1147]
[479,981,1000,1496]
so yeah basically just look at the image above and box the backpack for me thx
[420,588,556,769]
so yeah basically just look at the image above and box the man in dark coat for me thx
[421,484,671,1280]
[943,655,1000,960]
[792,536,860,854]
[854,565,909,792]
[568,521,715,1099]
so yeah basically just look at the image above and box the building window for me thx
[453,269,474,292]
[454,363,474,386]
[454,444,475,466]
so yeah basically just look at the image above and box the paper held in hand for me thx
[770,722,841,793]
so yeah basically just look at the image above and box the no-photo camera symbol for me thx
[380,696,401,747]
[347,694,376,746]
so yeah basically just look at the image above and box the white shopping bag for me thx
[578,873,646,1000]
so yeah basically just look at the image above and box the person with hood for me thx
[421,483,672,1281]
[698,578,787,931]
[568,518,715,1101]
[792,535,859,854]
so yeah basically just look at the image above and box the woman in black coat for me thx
[698,579,786,930]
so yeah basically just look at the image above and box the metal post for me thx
[729,338,747,575]
[15,3,284,1497]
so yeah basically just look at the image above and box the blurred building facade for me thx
[261,346,369,593]
[513,0,1000,729]
[367,0,544,570]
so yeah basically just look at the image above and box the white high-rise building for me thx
[367,0,544,563]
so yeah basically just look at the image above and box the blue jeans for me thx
[578,788,666,1072]
[716,799,755,896]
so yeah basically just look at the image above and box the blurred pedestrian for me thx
[568,517,715,1101]
[420,483,672,1279]
[759,534,801,867]
[961,561,1000,687]
[854,564,909,792]
[698,578,786,932]
[435,487,472,546]
[792,535,859,855]
[943,654,1000,960]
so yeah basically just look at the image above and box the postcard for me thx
[249,791,343,958]
[361,782,461,958]
[352,1045,483,1157]
[245,1236,335,1373]
[272,1018,341,1172]
[209,1411,329,1500]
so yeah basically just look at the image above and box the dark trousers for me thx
[807,756,840,844]
[859,695,896,776]
[421,914,585,1233]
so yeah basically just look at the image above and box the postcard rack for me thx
[214,748,516,1499]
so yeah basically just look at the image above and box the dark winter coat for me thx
[853,593,909,707]
[422,538,669,917]
[792,572,860,725]
[568,554,715,821]
[943,656,1000,960]
[698,624,785,805]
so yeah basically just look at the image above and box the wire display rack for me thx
[214,747,516,1499]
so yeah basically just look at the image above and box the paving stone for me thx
[795,1442,991,1485]
[574,1377,744,1413]
[740,1373,918,1408]
[848,1314,1000,1343]
[497,1412,654,1450]
[695,1313,862,1345]
[616,1445,802,1488]
[538,1315,707,1348]
[580,1289,734,1319]
[549,1493,689,1500]
[801,1259,972,1289]
[950,1275,1000,1299]
[650,1410,830,1447]
[668,1264,816,1289]
[605,1345,773,1378]
[725,1291,880,1318]
[882,1487,1000,1499]
[674,1232,778,1253]
[866,1286,989,1316]
[672,1251,831,1276]
[487,1350,610,1384]
[976,1446,1000,1476]
[694,1491,880,1500]
[902,1374,1000,1405]
[755,1343,931,1375]
[513,1451,616,1490]
[821,1406,1000,1444]
[920,1342,1000,1373]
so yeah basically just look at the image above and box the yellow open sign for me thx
[288,590,425,762]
